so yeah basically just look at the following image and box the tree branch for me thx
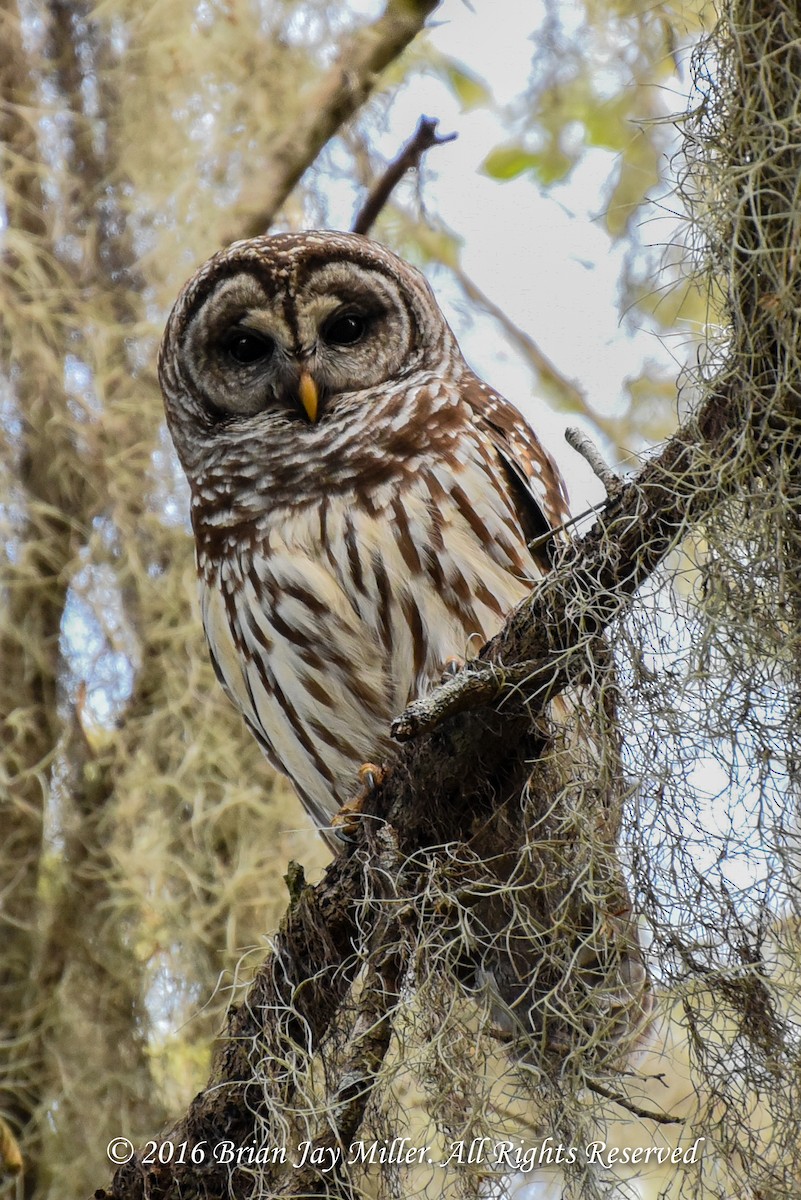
[233,0,441,240]
[585,1082,685,1128]
[451,263,593,420]
[393,380,738,742]
[564,426,623,498]
[100,370,746,1200]
[350,115,456,235]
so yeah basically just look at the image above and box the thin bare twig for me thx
[351,115,456,235]
[586,1082,685,1127]
[565,426,623,498]
[233,0,441,240]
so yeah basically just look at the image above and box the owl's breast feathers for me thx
[193,396,560,828]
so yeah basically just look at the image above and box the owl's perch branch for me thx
[231,0,441,241]
[101,376,741,1200]
[351,116,457,236]
[279,828,406,1199]
[389,658,552,741]
[392,380,738,742]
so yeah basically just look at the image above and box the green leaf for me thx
[583,94,634,152]
[530,144,574,185]
[481,145,542,181]
[481,143,573,185]
[443,61,492,112]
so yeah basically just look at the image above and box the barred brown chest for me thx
[197,444,547,838]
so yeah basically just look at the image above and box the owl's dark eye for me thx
[321,311,367,347]
[222,329,274,365]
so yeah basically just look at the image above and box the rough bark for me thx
[97,364,752,1200]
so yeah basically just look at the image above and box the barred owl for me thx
[159,230,652,1057]
[159,230,570,848]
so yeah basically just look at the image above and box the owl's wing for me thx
[467,378,570,563]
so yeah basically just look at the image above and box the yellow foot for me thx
[331,763,385,837]
[439,655,464,684]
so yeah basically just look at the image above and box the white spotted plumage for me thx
[198,420,550,842]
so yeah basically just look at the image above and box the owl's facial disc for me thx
[183,257,420,420]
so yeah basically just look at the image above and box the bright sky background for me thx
[324,0,696,517]
[356,8,693,1197]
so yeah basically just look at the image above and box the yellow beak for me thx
[298,370,319,423]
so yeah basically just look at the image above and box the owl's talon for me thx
[357,761,385,792]
[330,797,364,835]
[439,655,464,684]
[331,763,385,836]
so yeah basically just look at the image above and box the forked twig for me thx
[351,115,456,235]
[586,1081,685,1127]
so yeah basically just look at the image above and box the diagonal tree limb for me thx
[451,262,595,423]
[392,378,740,743]
[100,370,747,1200]
[233,0,441,240]
[280,868,406,1198]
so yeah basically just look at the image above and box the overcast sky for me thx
[325,0,695,517]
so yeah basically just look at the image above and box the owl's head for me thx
[159,231,459,475]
